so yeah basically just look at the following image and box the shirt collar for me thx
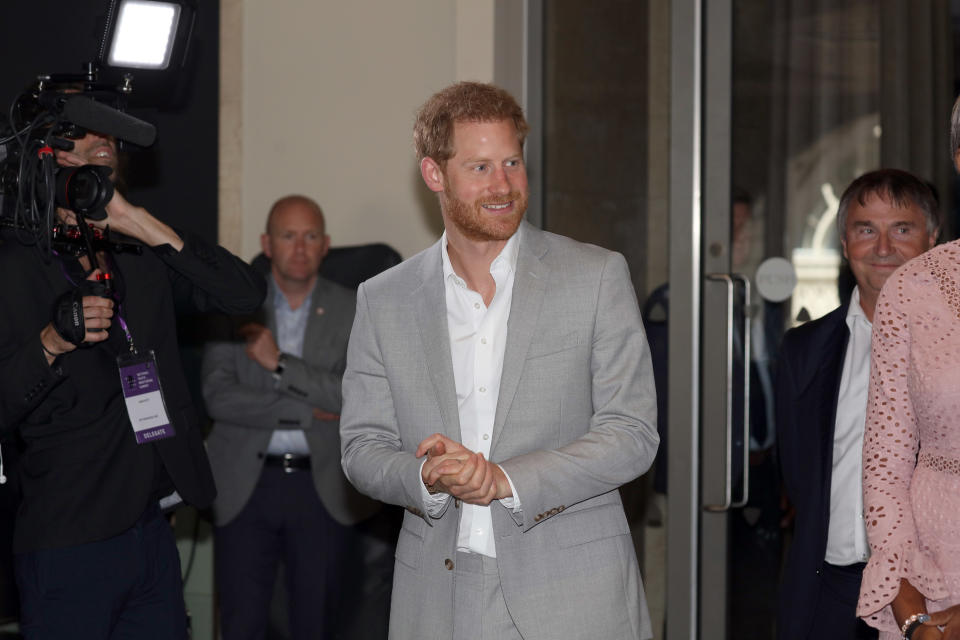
[440,226,522,287]
[271,274,316,312]
[845,286,870,328]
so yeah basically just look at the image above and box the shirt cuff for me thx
[418,459,451,517]
[498,468,522,513]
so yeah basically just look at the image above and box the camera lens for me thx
[54,165,114,218]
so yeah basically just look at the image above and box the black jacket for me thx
[776,303,851,640]
[0,231,265,552]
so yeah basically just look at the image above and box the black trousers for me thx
[806,562,878,640]
[215,467,356,640]
[15,502,187,640]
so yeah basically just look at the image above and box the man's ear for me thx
[320,234,331,260]
[840,237,848,261]
[260,233,272,259]
[420,157,445,193]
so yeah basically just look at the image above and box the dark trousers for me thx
[806,562,878,639]
[215,467,355,640]
[730,453,782,640]
[14,502,187,640]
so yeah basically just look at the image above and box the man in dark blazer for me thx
[777,169,939,639]
[203,195,379,639]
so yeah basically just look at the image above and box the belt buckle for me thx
[282,452,295,474]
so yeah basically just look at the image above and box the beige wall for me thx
[220,0,519,262]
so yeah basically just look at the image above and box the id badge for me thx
[117,350,175,443]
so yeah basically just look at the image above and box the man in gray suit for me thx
[340,82,659,640]
[203,195,379,639]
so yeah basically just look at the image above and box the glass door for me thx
[533,1,956,638]
[668,1,955,639]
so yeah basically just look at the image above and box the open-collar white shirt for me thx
[825,286,871,565]
[420,227,522,558]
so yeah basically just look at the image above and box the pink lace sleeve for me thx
[857,265,949,631]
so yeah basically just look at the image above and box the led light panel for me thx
[107,0,181,69]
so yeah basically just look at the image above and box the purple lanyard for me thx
[115,309,136,353]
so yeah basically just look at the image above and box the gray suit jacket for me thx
[341,222,659,640]
[204,275,379,527]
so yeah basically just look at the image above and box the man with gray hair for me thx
[777,169,939,640]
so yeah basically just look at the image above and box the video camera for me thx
[0,64,158,258]
[0,0,196,260]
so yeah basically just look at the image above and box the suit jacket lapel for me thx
[818,305,850,468]
[301,279,332,353]
[261,276,278,334]
[491,223,549,449]
[815,304,851,544]
[415,241,462,441]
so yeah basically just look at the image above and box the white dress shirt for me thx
[420,229,522,558]
[824,286,871,565]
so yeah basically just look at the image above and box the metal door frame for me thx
[665,0,702,637]
[522,1,737,637]
[667,1,736,638]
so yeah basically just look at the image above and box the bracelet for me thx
[40,341,58,359]
[902,612,930,639]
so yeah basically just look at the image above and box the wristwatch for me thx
[273,352,286,378]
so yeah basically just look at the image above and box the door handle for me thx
[702,273,751,511]
[731,273,750,508]
[703,273,734,512]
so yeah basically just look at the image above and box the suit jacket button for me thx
[444,558,454,570]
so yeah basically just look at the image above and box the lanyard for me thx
[115,306,136,354]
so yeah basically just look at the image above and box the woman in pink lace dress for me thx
[857,240,960,640]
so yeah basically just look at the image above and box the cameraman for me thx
[0,125,266,639]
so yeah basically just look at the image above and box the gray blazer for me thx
[341,222,659,640]
[204,275,379,527]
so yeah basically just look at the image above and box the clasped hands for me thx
[417,433,512,506]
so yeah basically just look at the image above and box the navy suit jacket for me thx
[776,303,850,640]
